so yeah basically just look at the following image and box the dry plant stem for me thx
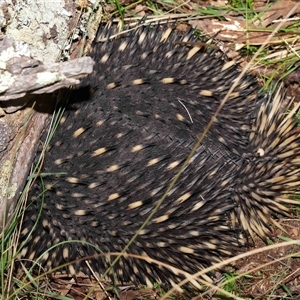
[111,14,216,30]
[5,194,29,293]
[162,240,300,300]
[202,251,300,298]
[2,104,49,294]
[159,2,300,298]
[14,4,300,295]
[265,267,300,296]
[10,242,300,300]
[85,260,113,300]
[163,0,192,15]
[101,1,300,284]
[8,251,197,300]
[11,252,243,300]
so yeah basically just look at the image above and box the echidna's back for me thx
[20,23,288,286]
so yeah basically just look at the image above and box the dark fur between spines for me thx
[19,22,300,287]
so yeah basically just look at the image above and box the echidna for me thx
[19,22,300,286]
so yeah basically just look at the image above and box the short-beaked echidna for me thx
[19,23,300,286]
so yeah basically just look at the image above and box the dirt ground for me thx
[232,218,300,299]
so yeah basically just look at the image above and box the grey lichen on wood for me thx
[0,35,94,103]
[0,160,18,226]
[0,107,50,232]
[0,0,100,233]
